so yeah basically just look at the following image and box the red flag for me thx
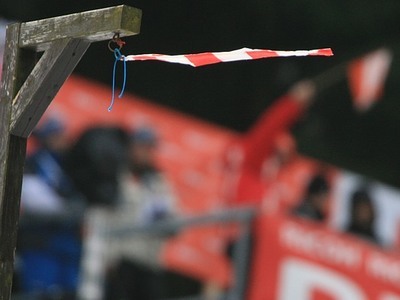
[347,48,392,111]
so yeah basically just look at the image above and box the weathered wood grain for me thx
[0,23,26,300]
[11,38,90,137]
[0,136,26,300]
[19,5,142,51]
[0,24,20,230]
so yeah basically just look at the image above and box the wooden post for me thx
[0,6,141,299]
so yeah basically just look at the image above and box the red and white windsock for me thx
[347,48,392,111]
[124,47,333,67]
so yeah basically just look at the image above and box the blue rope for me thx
[108,48,127,112]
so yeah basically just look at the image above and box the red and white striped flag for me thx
[347,48,392,111]
[124,47,333,67]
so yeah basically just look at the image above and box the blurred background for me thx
[1,1,400,300]
[2,0,400,185]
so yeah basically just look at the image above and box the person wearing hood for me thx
[346,187,380,245]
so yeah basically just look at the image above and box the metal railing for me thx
[104,207,256,300]
[15,207,256,300]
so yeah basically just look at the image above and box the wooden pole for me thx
[0,23,27,299]
[0,6,141,299]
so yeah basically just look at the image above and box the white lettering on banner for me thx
[366,252,400,285]
[280,222,362,269]
[277,258,367,300]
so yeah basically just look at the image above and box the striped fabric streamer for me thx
[124,47,333,67]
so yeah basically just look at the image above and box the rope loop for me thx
[108,48,127,112]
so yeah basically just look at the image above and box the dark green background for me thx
[1,0,400,186]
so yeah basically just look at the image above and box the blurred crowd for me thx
[15,80,389,299]
[16,120,194,299]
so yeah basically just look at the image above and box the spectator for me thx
[18,117,83,299]
[345,188,380,244]
[72,126,200,299]
[71,126,130,300]
[223,80,317,210]
[293,174,330,221]
[66,126,128,206]
[120,127,176,225]
[25,117,75,198]
[216,81,318,297]
[104,127,202,300]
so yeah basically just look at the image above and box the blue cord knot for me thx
[108,48,127,112]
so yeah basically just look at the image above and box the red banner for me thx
[42,75,236,214]
[36,75,400,294]
[162,225,232,287]
[249,214,400,300]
